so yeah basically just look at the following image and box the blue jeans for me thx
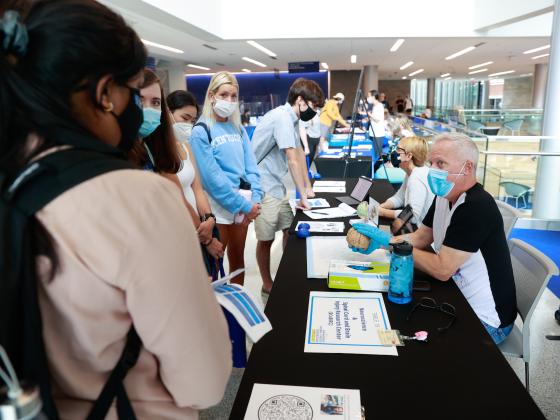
[481,320,514,344]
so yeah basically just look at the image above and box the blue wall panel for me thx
[186,71,328,116]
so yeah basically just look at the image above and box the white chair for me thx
[495,199,522,238]
[499,238,559,391]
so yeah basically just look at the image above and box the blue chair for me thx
[502,119,524,136]
[499,182,531,208]
[500,238,559,391]
[467,120,485,132]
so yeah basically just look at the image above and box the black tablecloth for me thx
[230,178,543,419]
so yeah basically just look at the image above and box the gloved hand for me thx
[349,223,392,254]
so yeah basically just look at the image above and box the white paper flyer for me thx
[244,383,361,420]
[304,291,397,356]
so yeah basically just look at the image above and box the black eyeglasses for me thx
[406,297,456,332]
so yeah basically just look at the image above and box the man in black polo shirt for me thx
[352,133,517,344]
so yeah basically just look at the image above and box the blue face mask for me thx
[427,162,466,197]
[139,107,162,138]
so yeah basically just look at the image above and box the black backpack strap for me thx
[194,122,212,144]
[257,142,277,165]
[86,327,141,420]
[4,148,141,420]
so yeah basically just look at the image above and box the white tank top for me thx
[176,143,196,208]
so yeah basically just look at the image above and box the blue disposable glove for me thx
[348,223,392,254]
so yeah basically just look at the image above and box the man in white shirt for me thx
[367,90,385,155]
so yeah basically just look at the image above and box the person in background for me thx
[353,133,516,345]
[422,107,432,119]
[367,90,385,152]
[379,92,390,110]
[130,70,221,259]
[190,71,263,285]
[395,95,405,113]
[167,89,225,264]
[299,107,321,166]
[241,108,251,126]
[378,136,434,233]
[390,114,414,138]
[0,1,231,418]
[252,78,325,294]
[319,92,349,151]
[404,94,414,114]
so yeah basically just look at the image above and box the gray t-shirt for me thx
[252,103,300,199]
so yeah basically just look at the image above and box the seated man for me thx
[352,133,517,344]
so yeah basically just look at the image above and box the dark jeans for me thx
[307,136,320,165]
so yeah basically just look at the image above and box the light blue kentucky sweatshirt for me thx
[190,117,263,214]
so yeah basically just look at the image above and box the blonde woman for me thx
[190,72,263,285]
[379,136,434,232]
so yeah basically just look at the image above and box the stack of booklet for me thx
[328,258,390,292]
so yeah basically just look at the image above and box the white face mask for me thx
[213,98,238,118]
[173,122,193,142]
[367,97,374,104]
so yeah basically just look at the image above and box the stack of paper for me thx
[303,203,356,220]
[312,180,346,193]
[296,221,345,233]
[289,197,329,211]
[328,259,390,292]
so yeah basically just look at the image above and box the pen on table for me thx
[311,211,329,215]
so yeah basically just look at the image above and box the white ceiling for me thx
[99,0,553,80]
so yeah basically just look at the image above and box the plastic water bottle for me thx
[388,241,414,304]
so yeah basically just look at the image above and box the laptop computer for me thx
[335,176,373,205]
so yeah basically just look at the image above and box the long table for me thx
[230,178,544,419]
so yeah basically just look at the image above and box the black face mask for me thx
[390,150,401,168]
[112,87,143,152]
[299,104,317,122]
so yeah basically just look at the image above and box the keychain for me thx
[378,330,428,346]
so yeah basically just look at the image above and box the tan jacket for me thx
[36,169,231,419]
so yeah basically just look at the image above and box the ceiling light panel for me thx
[400,61,414,70]
[141,39,184,54]
[390,39,405,52]
[242,56,267,67]
[247,40,277,57]
[408,68,424,76]
[187,64,210,70]
[445,46,476,60]
[488,70,515,77]
[468,61,493,69]
[523,45,550,54]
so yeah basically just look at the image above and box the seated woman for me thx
[378,136,434,233]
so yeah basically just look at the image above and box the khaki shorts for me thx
[254,195,294,241]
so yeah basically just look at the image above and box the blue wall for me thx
[186,71,328,116]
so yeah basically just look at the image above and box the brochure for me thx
[244,383,361,420]
[304,291,398,356]
[328,259,390,292]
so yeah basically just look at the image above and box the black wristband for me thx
[200,213,216,222]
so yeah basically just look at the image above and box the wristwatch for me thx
[200,213,216,222]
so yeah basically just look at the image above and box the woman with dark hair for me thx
[130,71,223,257]
[166,89,224,263]
[0,1,230,418]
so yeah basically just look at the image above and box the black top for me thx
[422,183,517,327]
